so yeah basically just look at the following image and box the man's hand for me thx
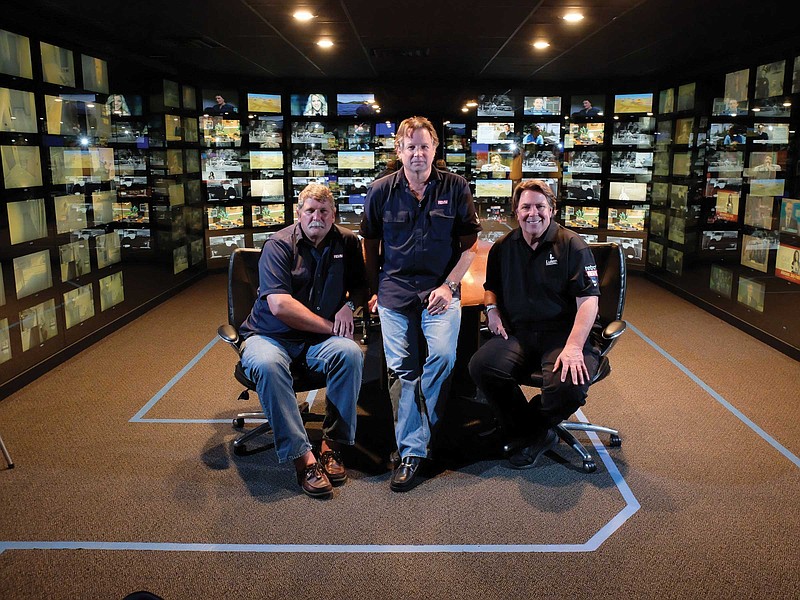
[332,303,355,340]
[487,310,508,340]
[554,344,589,385]
[426,284,452,316]
[368,293,378,313]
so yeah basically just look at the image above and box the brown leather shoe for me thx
[296,462,333,498]
[319,450,347,484]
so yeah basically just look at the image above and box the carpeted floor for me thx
[0,272,798,599]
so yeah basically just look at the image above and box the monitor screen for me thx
[247,93,282,114]
[337,93,376,117]
[614,93,653,114]
[291,93,329,117]
[523,96,561,115]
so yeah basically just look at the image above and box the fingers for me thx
[333,318,354,337]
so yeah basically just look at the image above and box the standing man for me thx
[205,94,236,116]
[360,116,481,492]
[239,183,366,498]
[468,180,601,469]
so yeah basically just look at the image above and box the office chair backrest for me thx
[588,242,626,353]
[228,248,262,329]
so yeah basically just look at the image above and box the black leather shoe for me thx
[390,456,422,492]
[508,428,558,469]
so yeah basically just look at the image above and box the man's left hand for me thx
[554,345,589,385]
[426,284,452,315]
[332,304,355,340]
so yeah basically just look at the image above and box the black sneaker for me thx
[508,429,558,469]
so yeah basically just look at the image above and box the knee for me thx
[332,339,364,370]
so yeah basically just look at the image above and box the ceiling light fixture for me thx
[461,107,469,113]
[533,41,550,49]
[317,39,334,48]
[563,12,584,22]
[465,100,478,107]
[293,10,315,21]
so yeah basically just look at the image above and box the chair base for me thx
[556,421,621,473]
[231,400,311,455]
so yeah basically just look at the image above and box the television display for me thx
[779,198,800,233]
[291,93,328,117]
[709,264,734,297]
[563,178,601,202]
[652,151,670,176]
[0,88,37,133]
[754,60,785,99]
[712,97,748,116]
[54,194,88,233]
[648,241,664,267]
[672,152,691,176]
[741,233,772,273]
[40,41,75,87]
[252,204,285,227]
[201,149,247,181]
[337,151,374,170]
[567,122,605,146]
[614,93,653,114]
[737,276,765,312]
[725,69,749,102]
[750,178,784,197]
[522,122,560,146]
[751,122,789,144]
[167,149,184,175]
[561,205,599,228]
[608,206,647,231]
[610,151,652,174]
[522,149,559,173]
[0,318,10,365]
[477,150,512,174]
[251,179,284,200]
[523,96,561,115]
[247,93,281,114]
[63,284,95,329]
[651,182,669,206]
[668,216,686,244]
[745,151,784,178]
[337,93,376,117]
[200,116,241,147]
[666,248,683,275]
[99,271,124,311]
[744,195,775,229]
[649,211,666,237]
[184,149,200,173]
[81,55,108,94]
[7,197,46,244]
[248,116,283,147]
[291,147,329,171]
[92,190,116,225]
[669,184,688,210]
[13,250,52,300]
[707,150,743,174]
[606,235,644,263]
[477,93,513,117]
[474,179,513,198]
[209,234,246,259]
[19,298,58,351]
[609,181,647,202]
[202,89,238,116]
[655,121,673,147]
[674,118,694,145]
[59,240,91,281]
[0,29,32,78]
[190,238,204,265]
[2,144,42,188]
[569,95,604,118]
[250,151,283,170]
[182,85,196,110]
[165,114,182,141]
[612,118,654,147]
[173,246,189,275]
[476,122,515,144]
[565,150,602,174]
[95,231,121,269]
[714,189,740,222]
[677,82,695,111]
[658,88,675,114]
[775,243,800,284]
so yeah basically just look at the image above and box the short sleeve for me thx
[258,239,294,298]
[568,239,601,298]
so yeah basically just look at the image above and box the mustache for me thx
[308,220,326,228]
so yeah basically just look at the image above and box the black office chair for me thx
[217,247,326,455]
[505,242,627,473]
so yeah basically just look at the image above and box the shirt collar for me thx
[392,165,443,189]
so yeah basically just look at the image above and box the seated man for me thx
[239,183,367,498]
[468,179,601,469]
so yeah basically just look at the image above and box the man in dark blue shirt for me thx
[360,116,481,492]
[240,183,366,498]
[469,180,601,470]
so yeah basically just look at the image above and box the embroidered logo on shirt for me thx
[333,254,343,259]
[437,199,448,205]
[545,252,558,266]
[585,264,599,286]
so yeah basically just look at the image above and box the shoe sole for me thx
[508,438,558,470]
[301,486,333,498]
[325,472,347,485]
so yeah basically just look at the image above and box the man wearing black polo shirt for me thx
[239,183,366,498]
[468,179,601,469]
[360,116,481,492]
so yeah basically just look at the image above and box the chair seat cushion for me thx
[524,356,610,387]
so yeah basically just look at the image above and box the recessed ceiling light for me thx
[533,41,550,49]
[317,39,334,48]
[465,100,478,107]
[461,107,469,112]
[563,12,584,22]
[294,10,315,21]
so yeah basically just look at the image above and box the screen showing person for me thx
[609,181,647,202]
[20,299,58,351]
[63,284,95,329]
[81,54,108,94]
[202,90,238,116]
[7,197,46,244]
[755,60,785,98]
[608,206,647,231]
[290,93,328,116]
[0,29,33,78]
[724,69,749,103]
[774,243,800,284]
[613,93,653,114]
[40,41,75,86]
[248,93,281,114]
[676,82,695,111]
[479,152,512,173]
[59,240,91,281]
[715,189,739,222]
[743,195,774,229]
[569,95,604,117]
[568,122,604,146]
[523,96,561,115]
[0,88,37,132]
[476,93,513,116]
[712,97,748,116]
[2,145,42,189]
[745,152,783,178]
[658,88,675,114]
[13,249,53,300]
[99,271,124,312]
[779,198,800,233]
[751,122,789,144]
[737,277,765,313]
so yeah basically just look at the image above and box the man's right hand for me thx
[487,310,508,340]
[368,293,378,313]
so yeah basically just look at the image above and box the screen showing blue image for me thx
[337,93,375,117]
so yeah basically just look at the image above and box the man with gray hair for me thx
[239,183,367,498]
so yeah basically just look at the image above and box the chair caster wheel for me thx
[233,443,246,456]
[610,434,621,447]
[233,418,244,428]
[582,459,597,473]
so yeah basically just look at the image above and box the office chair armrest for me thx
[602,320,627,340]
[217,324,241,346]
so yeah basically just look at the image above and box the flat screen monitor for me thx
[7,197,46,244]
[337,151,374,170]
[337,93,375,117]
[2,144,42,188]
[99,271,124,312]
[95,231,121,269]
[775,243,800,284]
[247,93,282,114]
[475,179,512,198]
[59,240,91,281]
[477,93,513,117]
[606,235,644,263]
[523,96,561,115]
[202,89,238,116]
[609,181,648,202]
[63,284,95,329]
[250,151,283,170]
[19,298,58,351]
[0,30,33,78]
[614,93,653,114]
[13,249,52,299]
[569,95,604,118]
[291,93,329,117]
[0,88,37,133]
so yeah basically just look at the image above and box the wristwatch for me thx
[345,300,356,312]
[444,280,460,294]
[484,303,498,316]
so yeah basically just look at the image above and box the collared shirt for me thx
[360,167,481,309]
[240,222,366,342]
[484,220,600,332]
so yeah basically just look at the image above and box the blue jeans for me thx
[378,300,461,459]
[240,334,363,464]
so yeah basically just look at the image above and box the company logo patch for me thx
[333,253,344,259]
[585,264,599,286]
[437,199,449,205]
[545,252,558,266]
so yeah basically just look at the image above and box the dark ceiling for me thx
[5,1,800,90]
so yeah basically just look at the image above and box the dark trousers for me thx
[468,330,601,441]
